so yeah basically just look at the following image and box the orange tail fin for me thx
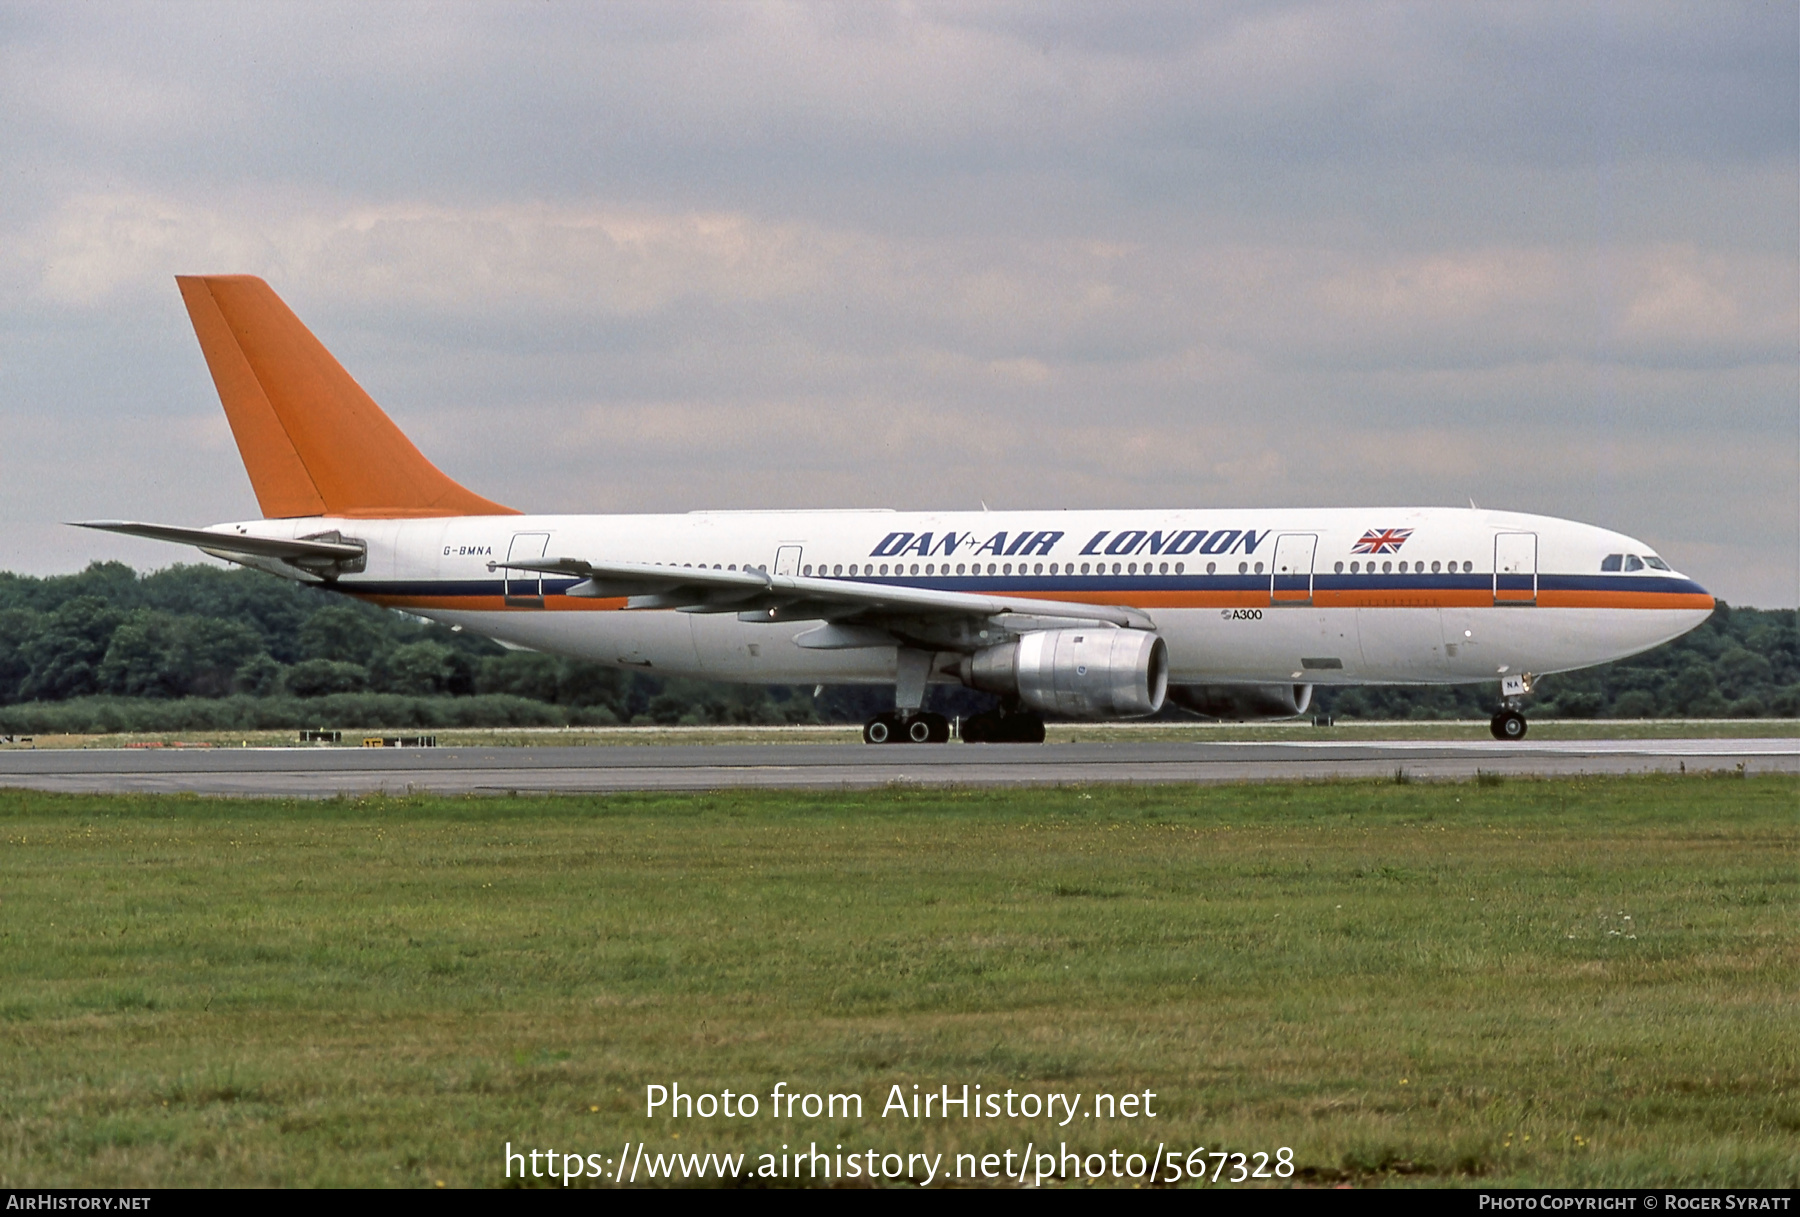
[176,274,517,519]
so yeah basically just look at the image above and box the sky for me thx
[1,1,1795,606]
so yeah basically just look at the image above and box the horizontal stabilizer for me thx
[73,520,366,564]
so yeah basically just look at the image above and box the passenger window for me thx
[1175,563,1184,574]
[1462,561,1473,573]
[1080,563,1091,575]
[802,564,812,576]
[1158,562,1168,575]
[1601,554,1623,572]
[879,564,888,575]
[1382,561,1392,574]
[1254,561,1263,574]
[987,563,997,575]
[1113,562,1122,575]
[833,564,843,576]
[1623,555,1643,572]
[1238,562,1248,574]
[1206,562,1216,574]
[1334,561,1344,573]
[1398,561,1408,573]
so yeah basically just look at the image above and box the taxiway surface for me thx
[0,738,1793,797]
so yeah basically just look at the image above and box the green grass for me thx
[1,776,1795,1188]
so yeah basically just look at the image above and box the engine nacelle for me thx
[965,629,1168,719]
[1166,683,1314,721]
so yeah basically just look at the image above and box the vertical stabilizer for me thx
[176,275,517,518]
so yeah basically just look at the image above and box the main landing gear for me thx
[863,711,950,745]
[860,646,1047,744]
[860,647,948,744]
[859,706,1048,744]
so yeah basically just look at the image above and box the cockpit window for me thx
[1643,555,1670,571]
[1601,554,1623,572]
[1623,555,1644,572]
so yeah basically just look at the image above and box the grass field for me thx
[1,776,1795,1188]
[3,717,1797,751]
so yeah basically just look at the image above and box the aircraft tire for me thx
[960,710,1001,743]
[921,713,951,744]
[906,717,933,744]
[1490,710,1528,741]
[864,716,894,745]
[960,709,1045,744]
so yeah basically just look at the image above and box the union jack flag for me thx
[1352,528,1413,554]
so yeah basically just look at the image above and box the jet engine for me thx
[963,628,1167,719]
[1166,683,1313,721]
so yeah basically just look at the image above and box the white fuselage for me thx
[210,505,1713,695]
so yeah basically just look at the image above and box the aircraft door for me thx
[504,532,550,607]
[1270,534,1317,605]
[1493,532,1537,606]
[774,545,803,577]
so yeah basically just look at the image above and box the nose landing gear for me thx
[1489,673,1534,740]
[1489,709,1528,741]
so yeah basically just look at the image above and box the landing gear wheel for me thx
[1490,710,1528,741]
[865,712,948,744]
[960,708,1046,744]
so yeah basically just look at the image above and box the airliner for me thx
[77,276,1714,743]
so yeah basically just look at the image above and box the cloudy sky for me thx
[2,2,1795,605]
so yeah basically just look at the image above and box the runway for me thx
[0,737,1793,797]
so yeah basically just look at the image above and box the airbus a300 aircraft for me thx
[79,276,1714,743]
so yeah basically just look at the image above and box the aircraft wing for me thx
[72,521,366,565]
[497,556,1155,630]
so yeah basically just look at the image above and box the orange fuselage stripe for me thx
[354,590,1714,614]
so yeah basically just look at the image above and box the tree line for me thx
[0,562,1792,731]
